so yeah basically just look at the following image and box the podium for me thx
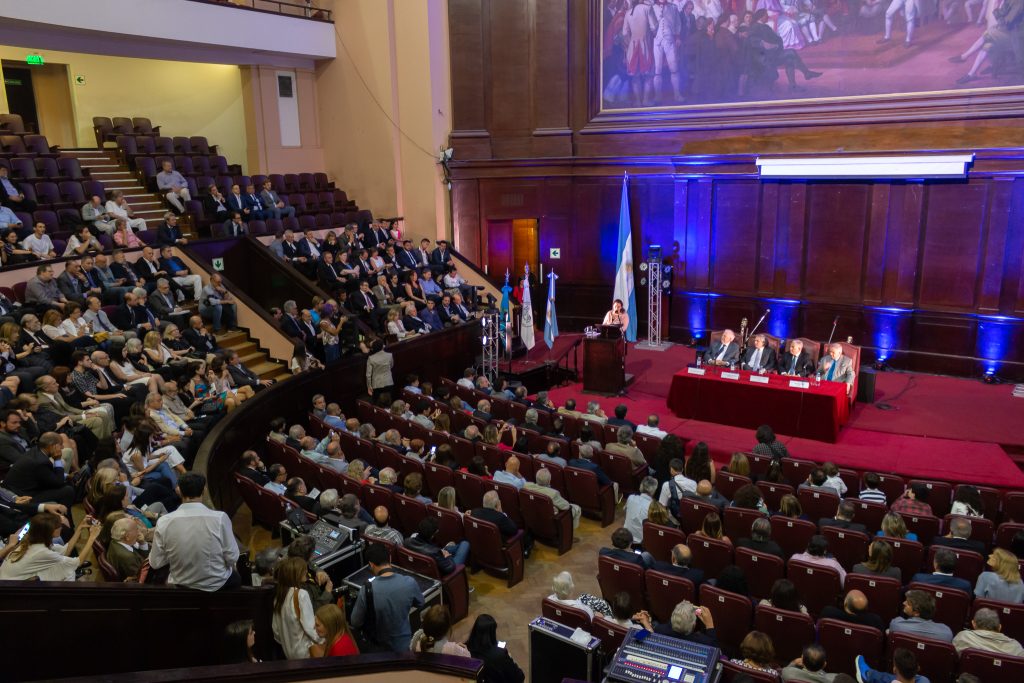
[583,334,626,395]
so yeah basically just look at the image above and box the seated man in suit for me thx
[598,526,653,568]
[260,179,295,220]
[931,516,986,555]
[819,500,868,534]
[226,183,249,218]
[0,165,36,212]
[203,184,231,225]
[2,431,74,509]
[419,299,443,332]
[910,548,973,593]
[651,543,704,586]
[147,279,188,330]
[182,315,219,354]
[242,184,266,221]
[106,516,148,581]
[469,490,522,543]
[226,349,273,391]
[156,213,188,247]
[524,467,581,529]
[395,239,419,271]
[778,338,815,377]
[741,333,777,372]
[818,342,855,395]
[405,516,470,576]
[236,450,270,485]
[223,212,248,238]
[703,328,740,366]
[158,246,201,301]
[284,476,318,513]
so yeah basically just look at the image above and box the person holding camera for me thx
[0,511,99,581]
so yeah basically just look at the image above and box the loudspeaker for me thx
[857,367,877,403]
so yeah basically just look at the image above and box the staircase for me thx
[217,330,292,382]
[60,148,169,224]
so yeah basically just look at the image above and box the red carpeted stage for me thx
[539,337,1024,490]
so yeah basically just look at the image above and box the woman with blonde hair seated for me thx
[976,548,1024,603]
[648,500,679,528]
[386,307,415,340]
[877,512,918,541]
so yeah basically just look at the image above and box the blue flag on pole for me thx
[614,174,637,342]
[544,270,558,349]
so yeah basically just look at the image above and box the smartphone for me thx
[16,522,30,542]
[430,446,437,455]
[497,640,507,649]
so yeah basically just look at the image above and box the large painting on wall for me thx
[600,0,1024,109]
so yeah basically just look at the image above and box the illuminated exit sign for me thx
[26,55,44,66]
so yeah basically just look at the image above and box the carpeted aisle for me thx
[542,342,1024,489]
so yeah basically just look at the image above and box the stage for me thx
[534,335,1024,489]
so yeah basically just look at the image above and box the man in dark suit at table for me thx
[817,342,855,395]
[703,328,739,366]
[778,338,815,377]
[742,334,777,372]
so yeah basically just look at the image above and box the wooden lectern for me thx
[583,329,626,394]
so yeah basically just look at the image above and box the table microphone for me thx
[826,315,840,346]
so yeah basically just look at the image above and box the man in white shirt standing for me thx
[636,414,668,439]
[149,472,240,591]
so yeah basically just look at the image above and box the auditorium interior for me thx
[1,0,1024,681]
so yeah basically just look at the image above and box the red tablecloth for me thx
[666,367,851,443]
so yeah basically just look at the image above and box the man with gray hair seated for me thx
[548,570,610,619]
[953,607,1024,656]
[736,517,785,559]
[817,342,855,395]
[522,408,542,432]
[633,599,719,646]
[299,436,331,465]
[470,490,525,546]
[624,476,659,545]
[605,425,648,469]
[568,443,618,500]
[581,400,608,424]
[525,467,581,529]
[932,516,986,555]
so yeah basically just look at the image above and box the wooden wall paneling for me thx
[977,178,1013,313]
[486,219,513,279]
[487,0,533,157]
[530,0,572,156]
[452,179,482,264]
[803,184,870,303]
[685,179,714,291]
[570,179,608,283]
[908,313,978,376]
[861,184,891,305]
[756,181,779,295]
[447,0,491,158]
[670,177,688,281]
[917,181,988,310]
[770,182,807,298]
[710,181,760,294]
[882,182,924,307]
[1006,179,1024,315]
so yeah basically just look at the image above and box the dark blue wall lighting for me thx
[976,315,1016,376]
[764,298,800,340]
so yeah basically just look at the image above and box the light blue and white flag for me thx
[614,173,637,342]
[544,270,559,349]
[520,265,535,350]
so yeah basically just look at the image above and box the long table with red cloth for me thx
[666,366,851,442]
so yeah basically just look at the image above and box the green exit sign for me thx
[26,55,44,66]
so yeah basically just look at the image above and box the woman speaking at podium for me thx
[602,299,629,335]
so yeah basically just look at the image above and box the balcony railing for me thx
[185,0,332,22]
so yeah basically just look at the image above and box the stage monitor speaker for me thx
[857,367,877,403]
[529,617,602,683]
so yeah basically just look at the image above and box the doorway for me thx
[487,218,539,284]
[2,62,77,148]
[3,65,39,132]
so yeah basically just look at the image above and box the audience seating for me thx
[686,535,734,580]
[817,618,885,675]
[770,516,818,558]
[880,536,925,582]
[591,615,630,654]
[723,506,765,541]
[720,659,778,682]
[925,545,985,584]
[907,581,972,633]
[393,544,469,622]
[787,557,843,616]
[734,547,785,600]
[641,521,686,563]
[563,466,615,527]
[957,647,1024,680]
[755,604,815,663]
[756,481,794,512]
[463,514,525,587]
[798,486,842,523]
[889,632,957,683]
[541,597,591,632]
[845,573,902,624]
[597,555,646,612]
[643,570,696,623]
[821,526,870,571]
[519,488,573,555]
[427,504,466,547]
[699,583,753,657]
[677,498,720,535]
[972,598,1024,642]
[717,472,752,501]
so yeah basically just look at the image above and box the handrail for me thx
[557,335,583,383]
[184,0,333,22]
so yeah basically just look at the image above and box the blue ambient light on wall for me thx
[683,292,720,339]
[764,298,800,340]
[976,315,1015,375]
[868,307,912,362]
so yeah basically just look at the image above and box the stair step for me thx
[230,342,258,356]
[239,351,265,365]
[216,331,249,345]
[253,361,288,378]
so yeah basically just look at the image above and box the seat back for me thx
[926,544,985,584]
[723,506,766,541]
[92,539,121,581]
[391,493,428,537]
[888,632,957,683]
[720,659,778,683]
[190,136,211,155]
[563,466,615,527]
[233,472,289,526]
[596,555,645,610]
[10,157,36,179]
[643,570,695,623]
[781,458,816,487]
[172,136,192,154]
[601,450,644,497]
[958,648,1024,682]
[452,470,485,510]
[907,581,972,634]
[641,521,686,563]
[836,340,861,402]
[112,117,134,134]
[423,463,454,498]
[716,472,752,502]
[0,113,26,133]
[1004,492,1024,524]
[541,597,592,632]
[592,615,630,654]
[699,583,753,658]
[943,514,994,549]
[909,479,953,518]
[519,488,572,555]
[58,158,84,179]
[361,484,394,515]
[845,497,888,534]
[996,521,1024,550]
[463,513,524,586]
[869,473,906,504]
[798,486,841,523]
[972,598,1024,643]
[878,536,924,582]
[769,516,818,558]
[786,557,842,616]
[816,618,884,676]
[902,513,940,546]
[426,504,465,546]
[58,181,85,205]
[844,573,902,624]
[754,604,815,664]
[685,535,734,580]
[820,526,870,571]
[36,157,60,179]
[755,481,794,513]
[733,547,785,600]
[677,498,721,535]
[794,337,821,367]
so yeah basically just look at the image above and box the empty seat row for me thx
[115,134,217,158]
[0,134,59,158]
[2,180,109,212]
[0,156,87,181]
[93,117,162,146]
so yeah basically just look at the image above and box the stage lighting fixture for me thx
[983,372,1000,385]
[755,154,974,179]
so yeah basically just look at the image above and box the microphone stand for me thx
[745,309,770,344]
[826,316,839,347]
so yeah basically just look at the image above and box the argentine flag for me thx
[520,266,536,350]
[544,270,558,349]
[614,174,637,342]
